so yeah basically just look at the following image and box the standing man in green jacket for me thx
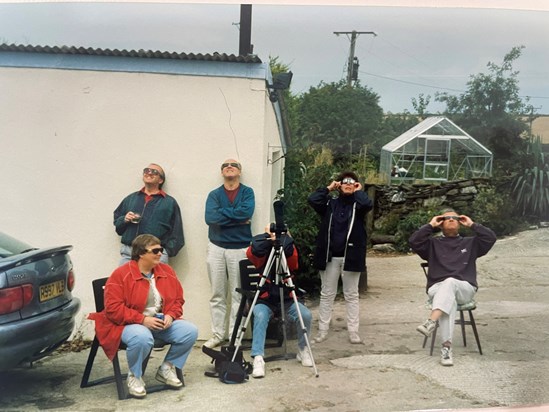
[203,159,255,348]
[114,163,184,265]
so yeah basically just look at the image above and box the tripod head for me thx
[270,200,288,240]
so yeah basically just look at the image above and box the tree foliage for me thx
[436,46,533,176]
[292,80,384,155]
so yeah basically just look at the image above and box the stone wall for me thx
[365,178,493,234]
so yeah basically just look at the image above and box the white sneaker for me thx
[440,346,454,366]
[127,372,146,398]
[349,332,363,344]
[417,319,437,337]
[156,364,183,388]
[296,347,313,367]
[203,336,223,349]
[252,355,265,378]
[314,330,328,343]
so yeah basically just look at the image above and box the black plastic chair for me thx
[229,259,285,357]
[420,263,483,356]
[80,277,183,399]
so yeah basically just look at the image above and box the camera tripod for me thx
[230,233,319,377]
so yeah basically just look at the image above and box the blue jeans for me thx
[121,320,198,378]
[250,301,312,357]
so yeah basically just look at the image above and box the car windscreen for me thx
[0,231,35,258]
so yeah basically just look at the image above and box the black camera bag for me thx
[202,345,250,384]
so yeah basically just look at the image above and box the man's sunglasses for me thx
[341,177,356,185]
[146,247,164,255]
[221,162,241,170]
[143,168,162,176]
[441,216,460,221]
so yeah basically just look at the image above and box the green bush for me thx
[511,136,549,221]
[472,186,522,235]
[394,209,438,252]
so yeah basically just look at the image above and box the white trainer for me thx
[156,365,183,388]
[203,336,224,349]
[127,371,146,398]
[349,332,363,344]
[252,355,265,378]
[314,330,328,343]
[297,347,313,367]
[440,346,454,366]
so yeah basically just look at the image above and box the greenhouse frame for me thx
[380,116,493,183]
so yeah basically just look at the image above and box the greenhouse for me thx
[380,116,493,183]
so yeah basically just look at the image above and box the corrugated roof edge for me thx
[0,43,262,64]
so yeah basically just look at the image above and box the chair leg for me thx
[468,310,483,355]
[429,322,438,356]
[80,336,100,388]
[112,353,127,400]
[459,310,467,347]
[176,368,185,387]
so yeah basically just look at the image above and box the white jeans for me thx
[206,242,246,340]
[428,277,476,344]
[318,257,361,333]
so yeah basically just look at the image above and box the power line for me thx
[361,70,549,100]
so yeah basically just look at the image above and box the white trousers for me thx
[428,277,476,344]
[318,257,361,333]
[206,242,246,340]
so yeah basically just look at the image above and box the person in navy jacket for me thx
[409,208,496,366]
[308,171,372,345]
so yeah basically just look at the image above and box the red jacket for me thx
[88,260,185,360]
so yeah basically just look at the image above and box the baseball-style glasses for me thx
[146,247,164,255]
[341,177,356,185]
[143,168,161,176]
[221,162,241,170]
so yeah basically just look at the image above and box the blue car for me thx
[0,231,81,371]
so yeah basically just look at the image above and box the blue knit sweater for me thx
[205,184,255,249]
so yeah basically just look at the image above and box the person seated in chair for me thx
[89,234,198,398]
[409,208,496,366]
[246,227,313,378]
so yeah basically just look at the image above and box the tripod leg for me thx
[288,291,319,377]
[231,249,278,362]
[279,253,319,377]
[277,283,292,361]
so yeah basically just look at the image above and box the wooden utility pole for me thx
[334,30,377,86]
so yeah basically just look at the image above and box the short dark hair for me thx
[336,171,359,182]
[131,234,161,261]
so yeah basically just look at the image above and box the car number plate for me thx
[39,280,65,302]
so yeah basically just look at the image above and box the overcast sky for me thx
[0,2,548,113]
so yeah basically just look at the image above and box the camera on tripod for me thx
[269,200,288,238]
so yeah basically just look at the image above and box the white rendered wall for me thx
[0,66,284,340]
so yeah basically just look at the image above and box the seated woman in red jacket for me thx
[89,234,198,398]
